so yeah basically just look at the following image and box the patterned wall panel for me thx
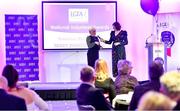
[5,15,39,81]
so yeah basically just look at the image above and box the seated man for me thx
[76,66,112,110]
[0,76,27,110]
[129,61,164,110]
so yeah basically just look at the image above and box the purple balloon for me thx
[140,0,159,16]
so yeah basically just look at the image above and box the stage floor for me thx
[46,100,78,111]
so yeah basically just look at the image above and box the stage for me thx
[27,82,81,110]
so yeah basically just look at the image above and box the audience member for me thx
[94,59,116,104]
[2,64,49,111]
[115,60,138,94]
[0,76,27,110]
[160,71,180,110]
[154,57,164,65]
[137,91,176,111]
[129,61,164,110]
[76,66,112,110]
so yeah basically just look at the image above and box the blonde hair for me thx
[160,71,180,93]
[117,60,132,75]
[138,91,176,111]
[95,59,109,81]
[89,27,96,33]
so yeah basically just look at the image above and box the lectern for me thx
[146,42,167,71]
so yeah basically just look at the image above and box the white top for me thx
[27,90,49,111]
[8,86,49,111]
[27,102,37,111]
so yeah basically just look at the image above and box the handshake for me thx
[97,36,106,42]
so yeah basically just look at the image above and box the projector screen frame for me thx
[42,1,117,50]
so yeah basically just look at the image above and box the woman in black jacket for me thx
[101,22,128,77]
[86,27,101,68]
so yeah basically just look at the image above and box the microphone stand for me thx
[145,34,154,48]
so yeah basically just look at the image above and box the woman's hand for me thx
[95,42,100,45]
[100,38,105,42]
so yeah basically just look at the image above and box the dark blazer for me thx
[0,89,27,110]
[76,83,112,110]
[105,30,128,47]
[104,30,128,77]
[86,35,100,68]
[129,80,161,110]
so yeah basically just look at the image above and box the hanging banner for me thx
[157,13,180,71]
[5,15,39,81]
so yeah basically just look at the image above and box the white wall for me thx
[44,50,112,82]
[0,0,180,82]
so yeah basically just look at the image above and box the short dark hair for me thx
[112,22,121,30]
[2,65,18,88]
[154,57,164,65]
[149,62,164,80]
[80,66,94,82]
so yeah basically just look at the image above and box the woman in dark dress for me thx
[86,27,101,68]
[101,22,128,77]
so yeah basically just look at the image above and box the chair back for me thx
[78,105,95,111]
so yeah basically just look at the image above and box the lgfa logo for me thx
[68,8,88,23]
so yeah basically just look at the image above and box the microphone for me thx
[145,34,153,48]
[96,35,103,49]
[97,35,101,39]
[146,34,154,44]
[146,35,151,44]
[97,35,104,42]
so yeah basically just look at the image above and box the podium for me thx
[146,42,167,72]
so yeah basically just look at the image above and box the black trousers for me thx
[87,49,99,68]
[112,45,126,77]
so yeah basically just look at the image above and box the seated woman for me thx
[2,65,49,111]
[94,59,116,104]
[115,60,138,94]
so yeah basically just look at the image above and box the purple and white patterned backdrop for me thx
[5,15,39,81]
